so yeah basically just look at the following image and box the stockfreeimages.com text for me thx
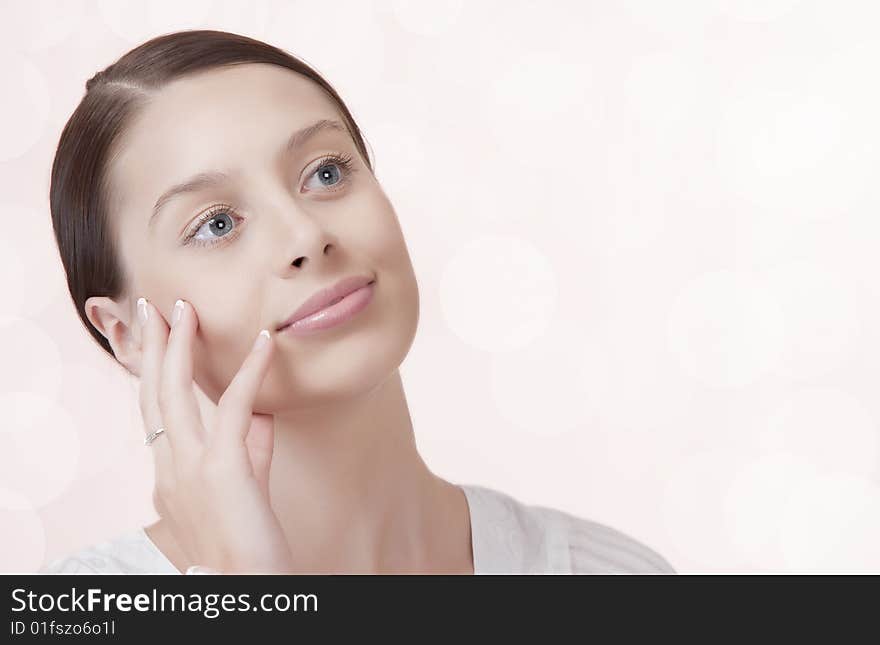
[11,587,317,619]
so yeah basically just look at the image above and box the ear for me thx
[84,295,143,377]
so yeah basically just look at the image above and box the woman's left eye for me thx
[303,153,355,192]
[183,152,357,249]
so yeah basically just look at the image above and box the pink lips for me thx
[276,276,376,337]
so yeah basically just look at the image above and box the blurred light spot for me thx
[360,120,426,189]
[723,452,815,568]
[391,0,464,36]
[61,362,136,479]
[666,268,786,388]
[661,451,749,571]
[439,234,557,352]
[623,50,703,127]
[715,89,876,221]
[479,48,598,171]
[0,202,68,318]
[715,0,803,23]
[98,0,212,44]
[0,0,86,51]
[0,53,50,162]
[0,237,26,326]
[764,261,864,380]
[759,387,878,478]
[266,0,389,100]
[0,318,63,401]
[0,489,46,572]
[0,392,80,508]
[489,318,614,439]
[779,473,880,572]
[619,0,720,37]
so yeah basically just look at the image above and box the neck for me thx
[268,369,462,573]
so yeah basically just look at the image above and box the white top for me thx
[39,483,675,574]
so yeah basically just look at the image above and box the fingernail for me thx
[172,299,184,327]
[137,297,149,326]
[252,329,270,351]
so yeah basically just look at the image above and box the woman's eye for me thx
[304,161,345,191]
[186,209,238,247]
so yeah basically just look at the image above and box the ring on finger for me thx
[144,427,166,446]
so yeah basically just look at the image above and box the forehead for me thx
[108,63,343,216]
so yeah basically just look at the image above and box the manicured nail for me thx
[137,297,149,326]
[172,299,184,327]
[252,329,270,351]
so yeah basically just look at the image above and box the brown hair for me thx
[49,29,374,364]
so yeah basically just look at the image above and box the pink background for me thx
[1,0,879,573]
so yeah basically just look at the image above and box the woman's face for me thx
[103,62,419,410]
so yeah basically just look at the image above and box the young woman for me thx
[41,30,673,575]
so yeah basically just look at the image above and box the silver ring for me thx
[144,427,166,446]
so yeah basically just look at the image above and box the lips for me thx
[276,275,375,331]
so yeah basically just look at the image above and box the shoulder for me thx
[536,504,676,574]
[463,484,674,574]
[40,528,179,574]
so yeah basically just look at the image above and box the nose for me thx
[269,198,337,274]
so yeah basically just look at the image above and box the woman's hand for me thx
[136,297,294,574]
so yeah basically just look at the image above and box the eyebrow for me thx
[148,118,347,229]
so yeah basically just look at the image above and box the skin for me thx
[83,62,474,574]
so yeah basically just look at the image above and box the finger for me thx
[159,299,206,462]
[137,297,176,504]
[211,328,274,454]
[245,413,275,499]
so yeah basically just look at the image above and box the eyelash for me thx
[183,152,357,248]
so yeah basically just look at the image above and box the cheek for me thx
[189,306,265,402]
[191,332,254,404]
[183,281,264,338]
[356,204,411,269]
